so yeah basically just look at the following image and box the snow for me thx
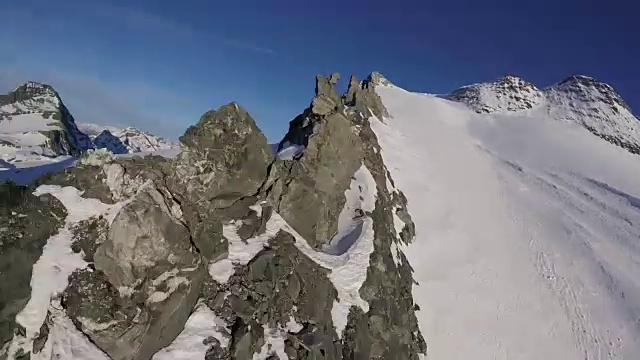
[31,302,110,360]
[371,82,640,359]
[276,144,305,160]
[209,165,377,338]
[0,156,75,185]
[284,315,303,333]
[0,113,62,133]
[79,123,178,154]
[153,304,230,360]
[253,325,288,360]
[6,185,123,358]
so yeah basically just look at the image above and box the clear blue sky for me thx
[1,0,638,141]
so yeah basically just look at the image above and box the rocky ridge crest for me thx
[1,73,426,359]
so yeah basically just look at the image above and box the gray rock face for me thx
[70,185,206,360]
[1,72,426,360]
[0,183,66,349]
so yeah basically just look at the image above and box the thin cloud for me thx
[223,39,278,56]
[84,2,279,56]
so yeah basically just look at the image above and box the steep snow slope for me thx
[372,82,640,359]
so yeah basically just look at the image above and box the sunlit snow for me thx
[371,81,640,359]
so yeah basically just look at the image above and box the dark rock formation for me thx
[0,182,66,348]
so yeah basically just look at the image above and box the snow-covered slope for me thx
[446,74,640,155]
[0,82,93,164]
[372,79,640,359]
[77,123,177,154]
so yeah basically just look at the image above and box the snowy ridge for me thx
[445,75,544,113]
[78,123,177,154]
[545,75,640,154]
[372,79,640,359]
[445,74,640,155]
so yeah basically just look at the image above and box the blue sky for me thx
[1,0,638,141]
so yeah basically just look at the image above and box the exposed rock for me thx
[344,73,390,119]
[0,183,66,349]
[312,73,341,115]
[93,130,129,154]
[1,72,427,360]
[70,184,208,360]
[264,99,363,249]
[36,163,115,204]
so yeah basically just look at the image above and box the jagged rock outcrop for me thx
[0,82,93,162]
[1,72,426,360]
[344,73,390,120]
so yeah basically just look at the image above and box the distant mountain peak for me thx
[0,81,93,161]
[366,71,392,87]
[445,74,544,113]
[442,73,640,155]
[78,122,177,154]
[12,81,58,98]
[551,74,631,113]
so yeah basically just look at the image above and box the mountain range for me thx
[0,82,176,168]
[1,71,639,360]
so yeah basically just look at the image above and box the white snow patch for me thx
[208,207,275,284]
[31,302,110,360]
[276,144,305,160]
[76,317,119,332]
[285,316,303,333]
[252,325,288,360]
[153,304,230,359]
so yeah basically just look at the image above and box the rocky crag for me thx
[0,72,426,359]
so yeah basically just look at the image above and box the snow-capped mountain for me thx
[77,123,177,154]
[0,82,93,163]
[373,76,640,359]
[3,71,640,360]
[445,74,640,155]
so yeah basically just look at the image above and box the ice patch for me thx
[153,304,230,360]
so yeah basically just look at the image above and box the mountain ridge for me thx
[443,73,640,154]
